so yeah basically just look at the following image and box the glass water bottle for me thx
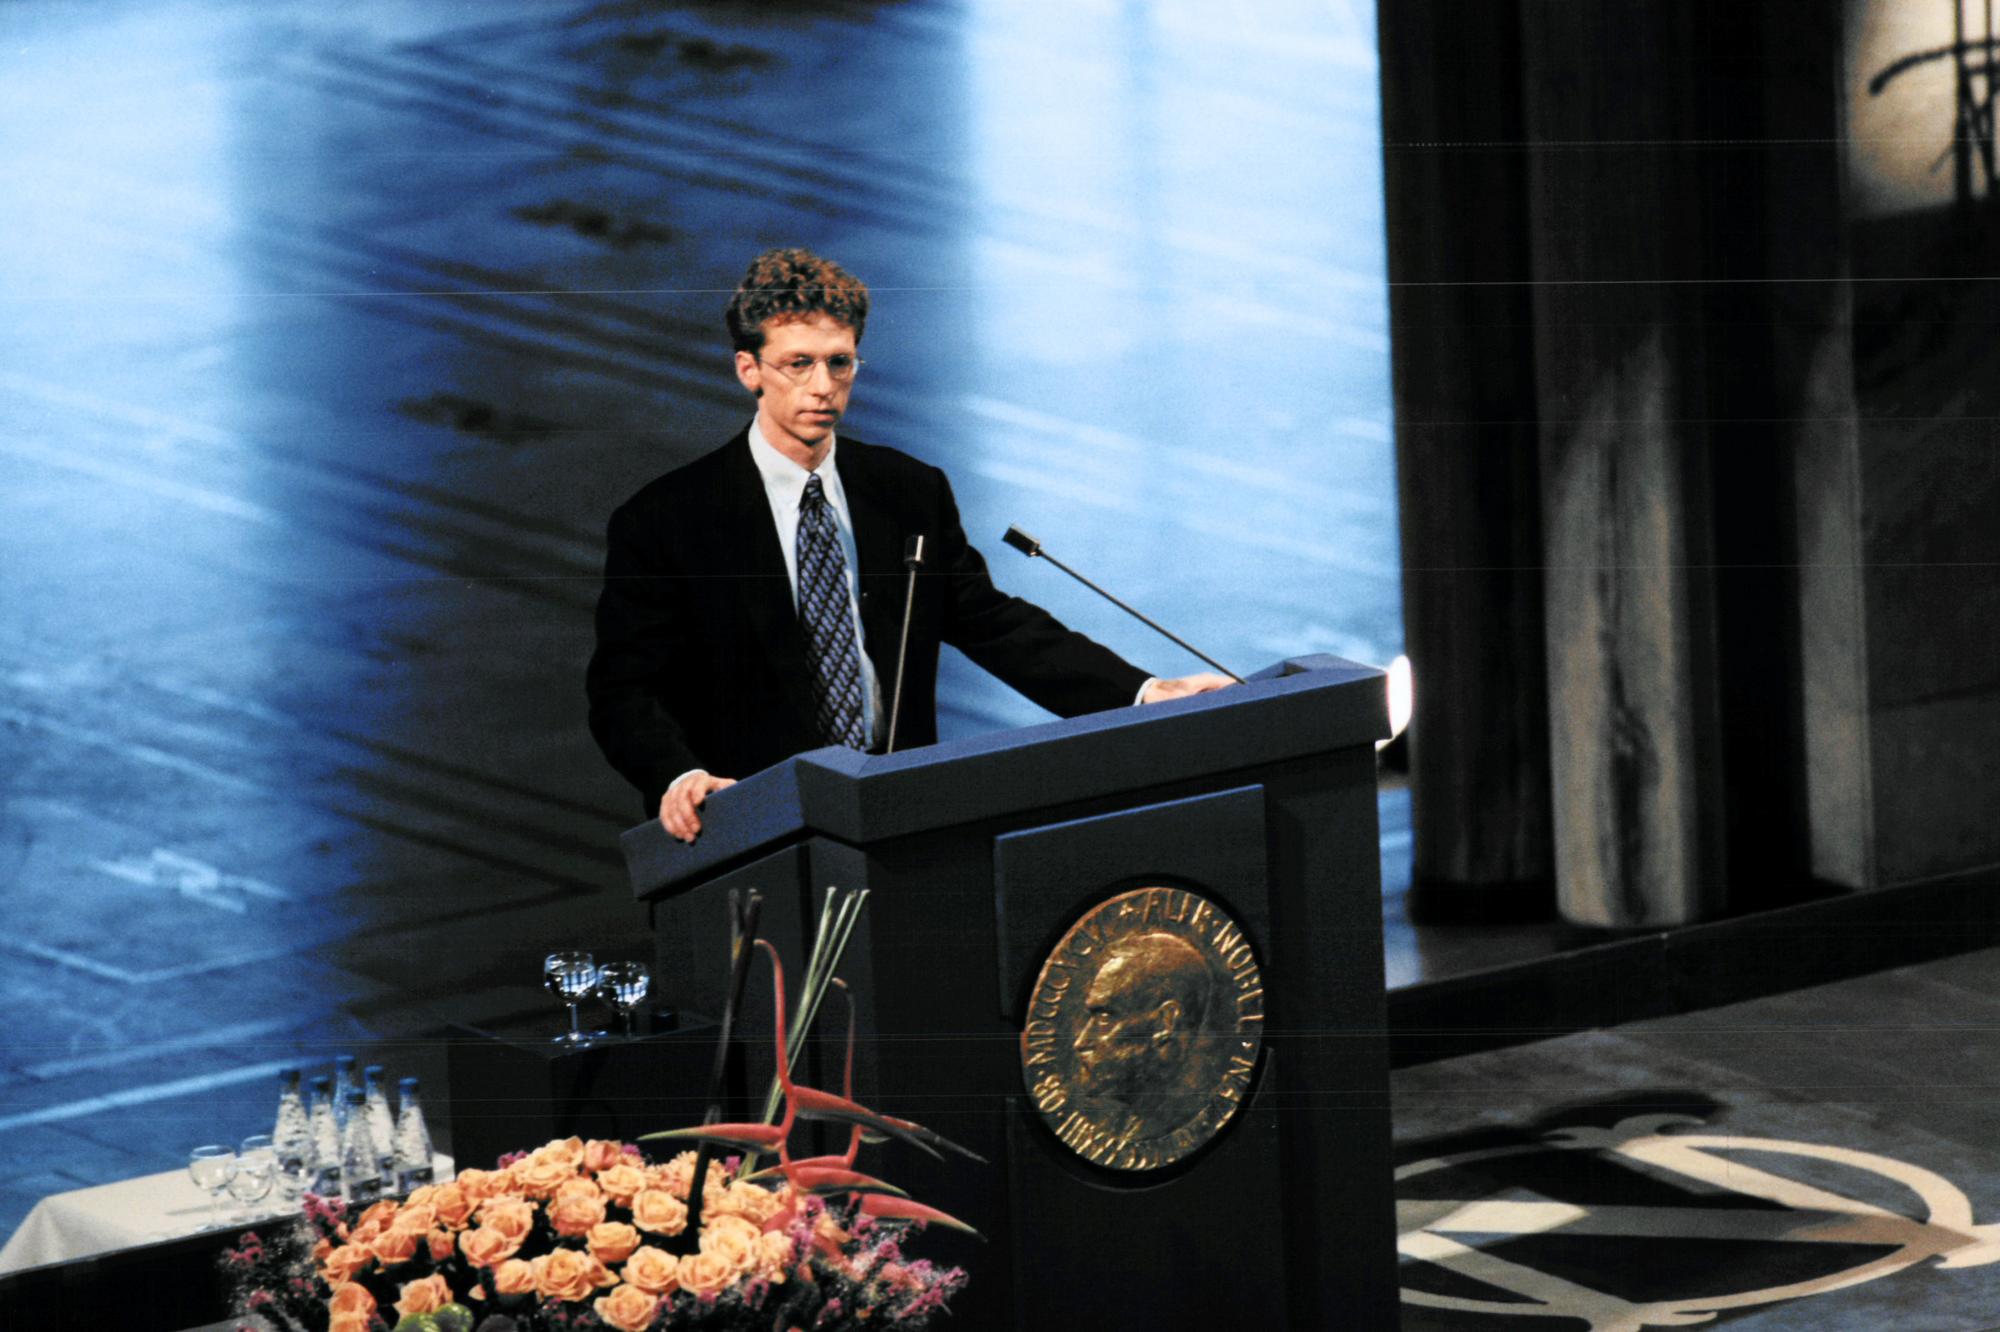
[331,1053,358,1130]
[362,1064,397,1176]
[392,1076,436,1194]
[306,1075,342,1196]
[338,1089,382,1204]
[272,1068,311,1197]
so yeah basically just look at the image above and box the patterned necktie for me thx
[796,474,867,749]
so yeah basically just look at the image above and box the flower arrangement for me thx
[225,890,975,1332]
[221,1135,963,1331]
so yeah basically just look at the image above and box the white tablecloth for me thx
[0,1156,453,1274]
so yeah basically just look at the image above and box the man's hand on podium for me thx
[660,769,737,843]
[1139,672,1236,705]
[654,674,1230,843]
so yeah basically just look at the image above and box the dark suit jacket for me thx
[587,431,1151,811]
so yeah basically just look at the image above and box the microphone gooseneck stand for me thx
[1001,525,1244,683]
[884,534,927,753]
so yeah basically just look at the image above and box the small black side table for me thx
[444,1014,720,1173]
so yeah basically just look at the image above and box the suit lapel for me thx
[837,443,908,703]
[716,434,819,730]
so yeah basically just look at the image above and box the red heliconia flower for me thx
[650,940,983,1237]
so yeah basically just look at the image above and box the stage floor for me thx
[1394,945,2000,1330]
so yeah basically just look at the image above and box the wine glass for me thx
[597,961,652,1039]
[544,950,600,1046]
[188,1145,236,1230]
[229,1135,278,1220]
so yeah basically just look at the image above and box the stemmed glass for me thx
[187,1145,236,1230]
[229,1135,278,1221]
[544,950,601,1046]
[597,961,652,1039]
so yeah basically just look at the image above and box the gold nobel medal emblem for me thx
[1020,886,1265,1171]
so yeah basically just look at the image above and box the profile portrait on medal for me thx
[1068,928,1225,1144]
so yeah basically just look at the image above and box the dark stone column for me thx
[1518,0,1731,926]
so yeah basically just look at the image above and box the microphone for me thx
[1001,526,1244,683]
[885,534,927,753]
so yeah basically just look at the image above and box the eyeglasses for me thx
[759,353,865,384]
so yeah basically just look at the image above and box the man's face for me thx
[735,313,858,462]
[1071,956,1157,1101]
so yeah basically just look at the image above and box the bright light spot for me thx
[1378,653,1412,751]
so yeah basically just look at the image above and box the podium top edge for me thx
[818,653,1381,779]
[624,654,1385,899]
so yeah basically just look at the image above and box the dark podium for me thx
[622,655,1396,1330]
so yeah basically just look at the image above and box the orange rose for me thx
[595,1162,648,1205]
[756,1230,796,1283]
[452,1169,501,1202]
[390,1202,437,1234]
[587,1220,641,1265]
[458,1225,523,1269]
[403,1183,439,1209]
[356,1199,400,1233]
[700,1213,761,1274]
[594,1284,660,1332]
[554,1175,604,1205]
[539,1136,586,1168]
[329,1314,370,1332]
[348,1215,386,1248]
[369,1225,421,1267]
[533,1248,599,1303]
[479,1197,536,1245]
[328,1282,376,1316]
[630,1188,688,1236]
[653,1152,687,1194]
[516,1155,574,1199]
[706,1180,784,1226]
[312,1236,333,1264]
[429,1228,455,1262]
[583,1139,624,1173]
[653,1151,722,1200]
[549,1188,607,1237]
[321,1243,373,1285]
[394,1273,452,1318]
[677,1249,736,1297]
[621,1245,680,1296]
[492,1257,537,1296]
[430,1181,476,1229]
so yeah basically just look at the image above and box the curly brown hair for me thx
[725,248,870,353]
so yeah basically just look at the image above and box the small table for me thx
[0,1156,453,1275]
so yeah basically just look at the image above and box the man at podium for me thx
[587,247,1229,842]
